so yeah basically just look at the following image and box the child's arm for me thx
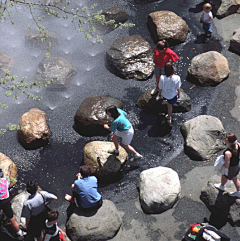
[200,12,204,22]
[177,89,180,98]
[59,227,67,237]
[205,15,213,23]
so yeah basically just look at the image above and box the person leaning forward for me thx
[21,180,57,241]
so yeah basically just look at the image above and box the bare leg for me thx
[232,176,240,191]
[122,144,137,155]
[9,217,20,232]
[111,134,120,150]
[221,175,228,186]
[156,75,160,88]
[167,102,173,118]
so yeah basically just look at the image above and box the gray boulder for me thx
[74,96,123,136]
[106,35,154,80]
[34,56,77,89]
[136,88,191,113]
[216,0,240,19]
[66,200,122,241]
[18,108,50,149]
[201,180,240,226]
[147,11,190,46]
[139,166,181,214]
[83,141,128,180]
[187,51,230,86]
[230,28,240,55]
[25,31,58,46]
[0,52,14,75]
[180,115,226,161]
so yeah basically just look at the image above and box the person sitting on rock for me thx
[21,180,57,241]
[0,168,26,240]
[214,133,240,198]
[157,62,181,124]
[104,105,143,162]
[65,165,102,210]
[151,40,179,97]
[43,210,66,241]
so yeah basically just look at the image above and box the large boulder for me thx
[25,31,58,46]
[83,141,128,180]
[136,88,191,113]
[147,11,190,46]
[201,179,240,226]
[180,115,226,161]
[34,57,77,89]
[0,52,14,75]
[66,200,122,241]
[95,6,128,34]
[106,35,154,80]
[74,96,123,136]
[18,108,50,149]
[0,153,17,188]
[187,51,230,86]
[138,166,181,214]
[216,0,240,19]
[230,28,240,55]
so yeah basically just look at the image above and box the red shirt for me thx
[154,47,179,68]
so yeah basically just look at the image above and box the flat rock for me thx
[136,88,191,113]
[25,31,58,46]
[147,10,190,46]
[230,28,240,55]
[18,108,50,149]
[139,166,181,214]
[187,51,230,86]
[106,35,154,80]
[66,200,122,241]
[216,0,240,19]
[180,115,226,161]
[83,141,128,180]
[0,52,14,75]
[74,96,123,137]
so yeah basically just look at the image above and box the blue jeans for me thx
[203,22,212,34]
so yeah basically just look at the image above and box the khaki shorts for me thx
[115,126,134,145]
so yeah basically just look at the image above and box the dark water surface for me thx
[0,0,231,239]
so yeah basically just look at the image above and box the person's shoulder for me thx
[89,176,97,181]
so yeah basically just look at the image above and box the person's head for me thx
[225,133,238,155]
[164,62,175,77]
[47,210,59,224]
[156,40,169,52]
[105,105,120,119]
[203,3,212,12]
[26,180,38,195]
[79,165,90,178]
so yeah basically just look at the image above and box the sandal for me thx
[166,115,172,124]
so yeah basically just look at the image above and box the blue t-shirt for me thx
[109,108,132,132]
[72,176,101,208]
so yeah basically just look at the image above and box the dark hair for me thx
[47,210,59,222]
[164,62,175,77]
[156,40,169,51]
[225,133,238,155]
[105,105,120,119]
[26,180,38,195]
[79,165,90,177]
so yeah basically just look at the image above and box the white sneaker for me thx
[228,191,240,198]
[130,153,143,162]
[156,96,160,101]
[151,88,158,95]
[214,183,226,191]
[17,231,27,240]
[108,149,119,155]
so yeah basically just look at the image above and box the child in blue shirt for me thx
[104,105,143,162]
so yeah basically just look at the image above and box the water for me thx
[0,0,225,238]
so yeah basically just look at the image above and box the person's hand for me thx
[104,124,109,129]
[71,184,75,189]
[61,231,67,237]
[76,173,82,179]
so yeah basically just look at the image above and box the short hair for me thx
[26,180,38,195]
[156,40,169,51]
[47,210,59,222]
[164,62,175,77]
[79,165,90,177]
[203,3,212,11]
[105,105,119,119]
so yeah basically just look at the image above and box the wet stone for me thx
[106,35,154,80]
[147,10,190,46]
[187,51,230,87]
[136,88,191,113]
[83,141,128,181]
[230,28,240,55]
[18,108,50,150]
[0,52,14,75]
[216,0,240,19]
[180,115,226,161]
[25,31,58,46]
[74,96,123,137]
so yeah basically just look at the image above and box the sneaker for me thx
[156,95,160,101]
[151,88,158,95]
[228,191,240,198]
[130,153,143,162]
[17,231,27,240]
[108,149,119,155]
[214,183,226,191]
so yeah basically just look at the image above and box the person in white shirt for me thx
[200,3,213,38]
[157,62,181,124]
